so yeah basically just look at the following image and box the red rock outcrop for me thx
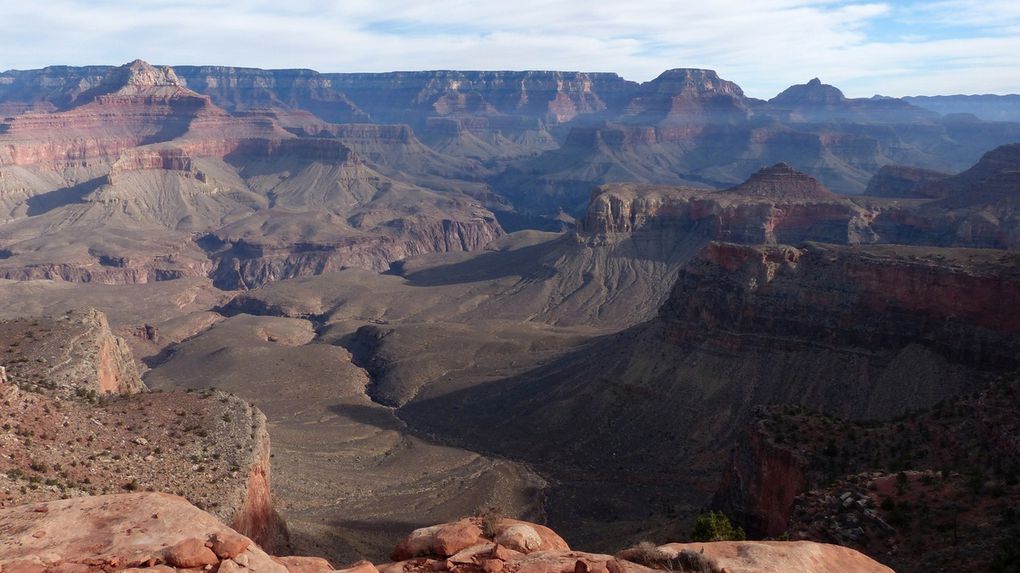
[0,60,217,168]
[226,415,289,554]
[379,518,889,573]
[0,308,143,395]
[0,493,328,572]
[580,164,874,245]
[621,68,751,128]
[0,489,893,573]
[663,242,1020,367]
[390,518,569,562]
[712,419,809,537]
[0,310,285,552]
[657,541,893,573]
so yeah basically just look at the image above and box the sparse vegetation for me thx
[476,505,504,538]
[618,541,720,573]
[690,511,745,542]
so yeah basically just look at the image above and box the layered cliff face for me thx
[173,68,633,161]
[5,60,1018,216]
[661,242,1020,369]
[174,65,371,124]
[322,70,632,126]
[581,146,1020,251]
[621,68,753,127]
[0,60,221,169]
[0,60,507,287]
[398,241,1019,551]
[870,143,1020,248]
[0,308,144,395]
[580,164,874,245]
[202,210,502,289]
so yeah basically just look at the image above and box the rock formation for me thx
[717,378,1020,572]
[376,517,891,573]
[0,310,286,551]
[397,240,1020,552]
[863,165,950,198]
[0,495,893,573]
[581,146,1020,250]
[0,60,505,287]
[870,143,1020,248]
[0,493,316,572]
[3,60,1018,215]
[580,164,874,245]
[0,308,143,396]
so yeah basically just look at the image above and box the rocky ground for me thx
[731,378,1020,572]
[0,492,893,573]
[0,310,285,551]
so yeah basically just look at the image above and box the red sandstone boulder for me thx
[274,555,338,572]
[210,530,253,558]
[382,551,653,573]
[492,520,569,554]
[381,518,891,573]
[0,493,313,573]
[390,518,571,562]
[391,519,487,560]
[657,541,893,573]
[163,538,219,568]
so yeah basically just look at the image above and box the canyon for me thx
[0,57,1017,573]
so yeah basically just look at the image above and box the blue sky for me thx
[1,0,1018,98]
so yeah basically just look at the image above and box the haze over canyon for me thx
[0,58,1017,573]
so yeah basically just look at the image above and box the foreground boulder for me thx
[381,518,892,573]
[0,496,895,573]
[0,492,331,572]
[658,541,893,573]
[390,517,569,561]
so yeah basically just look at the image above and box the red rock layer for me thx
[662,242,1020,359]
[580,165,871,245]
[712,419,810,536]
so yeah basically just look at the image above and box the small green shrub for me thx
[691,511,745,542]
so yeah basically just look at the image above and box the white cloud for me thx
[0,0,1017,97]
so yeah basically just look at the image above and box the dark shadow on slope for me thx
[327,402,408,433]
[25,176,106,216]
[290,517,431,563]
[398,235,570,286]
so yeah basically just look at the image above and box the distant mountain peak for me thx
[120,59,183,87]
[770,78,846,106]
[91,59,198,101]
[646,68,745,98]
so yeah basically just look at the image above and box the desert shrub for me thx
[690,511,745,542]
[618,542,719,573]
[476,505,503,538]
[674,549,720,573]
[618,541,669,567]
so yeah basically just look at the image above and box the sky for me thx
[1,0,1018,98]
